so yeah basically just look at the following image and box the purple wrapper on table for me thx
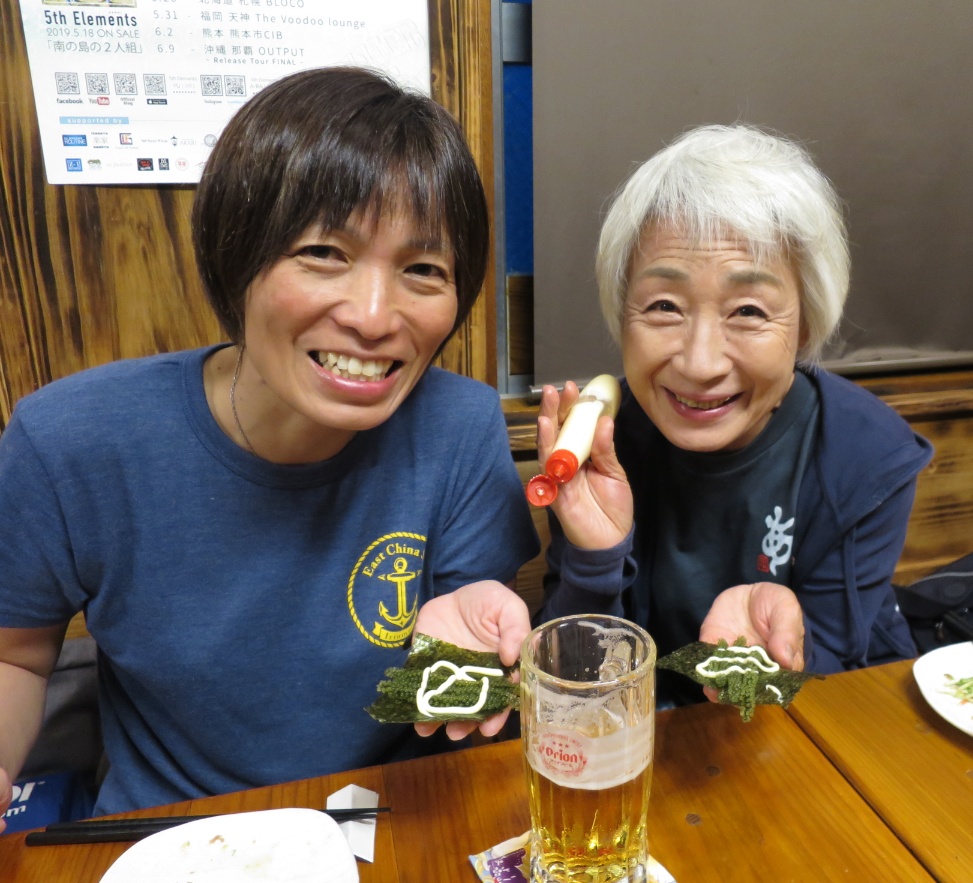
[469,831,676,883]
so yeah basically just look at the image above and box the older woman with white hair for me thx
[536,124,932,708]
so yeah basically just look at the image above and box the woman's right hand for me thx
[537,382,633,550]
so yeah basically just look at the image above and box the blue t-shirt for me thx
[0,346,539,813]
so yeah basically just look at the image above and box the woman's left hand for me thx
[701,579,805,661]
[698,582,806,702]
[411,581,530,741]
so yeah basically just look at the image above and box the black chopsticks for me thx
[25,806,391,846]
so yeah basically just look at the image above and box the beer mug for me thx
[521,615,656,883]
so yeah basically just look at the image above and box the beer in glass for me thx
[521,615,655,883]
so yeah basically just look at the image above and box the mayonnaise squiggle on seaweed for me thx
[416,660,504,716]
[695,644,780,678]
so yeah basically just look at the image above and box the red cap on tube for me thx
[526,450,581,507]
[545,450,579,484]
[526,473,559,507]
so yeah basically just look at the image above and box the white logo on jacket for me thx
[761,506,795,576]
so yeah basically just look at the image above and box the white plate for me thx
[99,808,358,883]
[912,641,973,737]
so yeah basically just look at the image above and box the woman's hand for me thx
[700,582,806,669]
[537,382,633,550]
[411,581,530,741]
[698,582,806,702]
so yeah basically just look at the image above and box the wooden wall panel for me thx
[429,0,496,385]
[855,372,973,583]
[0,0,495,428]
[897,414,973,584]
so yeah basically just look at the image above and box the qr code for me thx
[200,75,223,97]
[55,71,80,95]
[113,73,137,96]
[143,74,166,96]
[85,72,109,96]
[224,75,246,97]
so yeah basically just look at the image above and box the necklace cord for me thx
[229,346,258,456]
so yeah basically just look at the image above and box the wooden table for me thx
[0,661,959,882]
[788,657,973,883]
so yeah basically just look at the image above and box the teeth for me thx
[313,351,393,382]
[674,393,734,411]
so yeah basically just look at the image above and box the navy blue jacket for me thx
[540,367,933,676]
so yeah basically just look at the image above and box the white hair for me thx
[596,124,850,365]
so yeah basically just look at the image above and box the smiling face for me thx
[237,207,458,462]
[621,224,803,453]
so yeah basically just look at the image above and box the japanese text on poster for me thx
[18,0,431,184]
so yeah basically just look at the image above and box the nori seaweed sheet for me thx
[658,637,823,721]
[366,633,520,723]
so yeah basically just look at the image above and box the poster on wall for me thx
[17,0,431,185]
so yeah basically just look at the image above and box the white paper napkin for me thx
[327,784,379,863]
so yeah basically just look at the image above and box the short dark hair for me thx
[192,67,489,344]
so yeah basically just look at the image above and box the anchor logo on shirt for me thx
[377,558,419,627]
[347,532,427,648]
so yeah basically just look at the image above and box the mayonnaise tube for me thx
[526,374,622,507]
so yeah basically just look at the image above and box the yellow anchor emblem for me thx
[376,557,419,630]
[349,531,427,647]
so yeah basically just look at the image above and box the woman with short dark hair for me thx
[0,67,538,826]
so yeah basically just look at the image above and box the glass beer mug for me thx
[521,615,656,883]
